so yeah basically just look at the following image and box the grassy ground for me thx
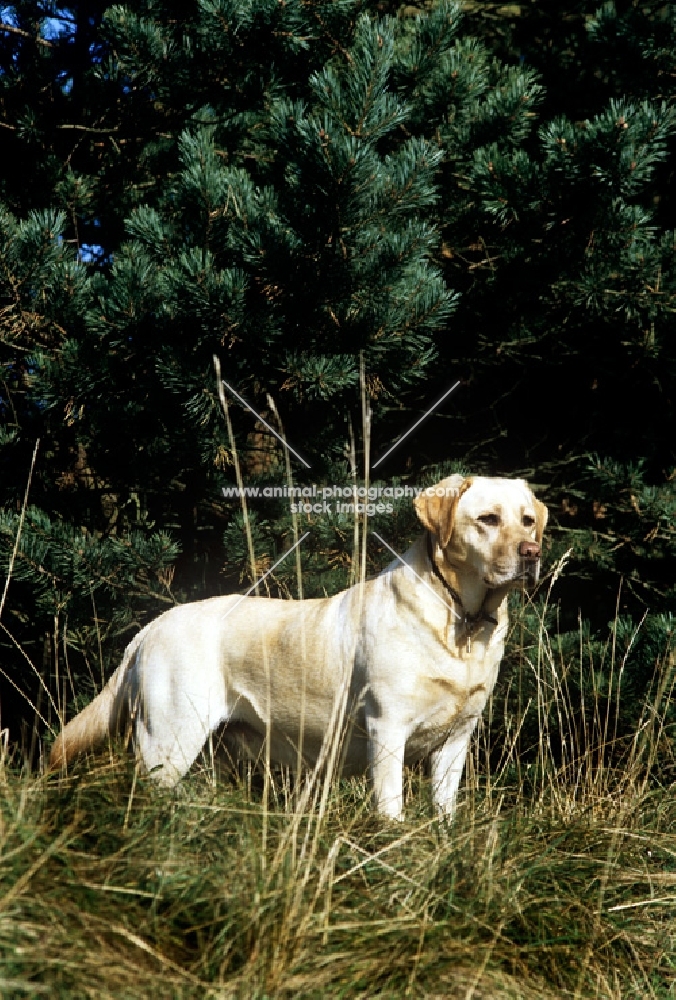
[3,373,674,996]
[2,638,675,1000]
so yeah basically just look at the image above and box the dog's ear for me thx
[414,475,473,549]
[533,496,548,545]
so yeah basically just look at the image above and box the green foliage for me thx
[0,0,674,746]
[0,205,91,341]
[461,0,676,118]
[0,506,178,618]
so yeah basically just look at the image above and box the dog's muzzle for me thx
[518,540,541,561]
[518,539,541,585]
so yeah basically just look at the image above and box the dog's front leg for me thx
[430,725,475,819]
[367,716,407,820]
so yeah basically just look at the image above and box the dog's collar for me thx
[426,532,498,632]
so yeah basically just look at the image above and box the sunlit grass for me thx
[2,620,675,999]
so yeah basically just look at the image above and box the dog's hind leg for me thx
[133,718,216,785]
[133,674,229,786]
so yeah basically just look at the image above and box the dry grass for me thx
[1,615,675,1000]
[2,418,674,996]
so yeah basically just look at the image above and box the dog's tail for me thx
[48,623,150,772]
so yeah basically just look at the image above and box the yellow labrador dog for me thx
[50,475,547,819]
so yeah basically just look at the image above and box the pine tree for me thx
[1,1,469,733]
[1,1,674,745]
[430,1,676,729]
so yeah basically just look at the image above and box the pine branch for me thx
[0,22,54,48]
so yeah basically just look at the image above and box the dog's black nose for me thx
[518,540,540,560]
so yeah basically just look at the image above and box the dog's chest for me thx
[405,633,503,757]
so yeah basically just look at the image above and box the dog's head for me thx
[414,474,548,589]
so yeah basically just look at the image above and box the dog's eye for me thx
[478,513,500,526]
[523,515,535,527]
